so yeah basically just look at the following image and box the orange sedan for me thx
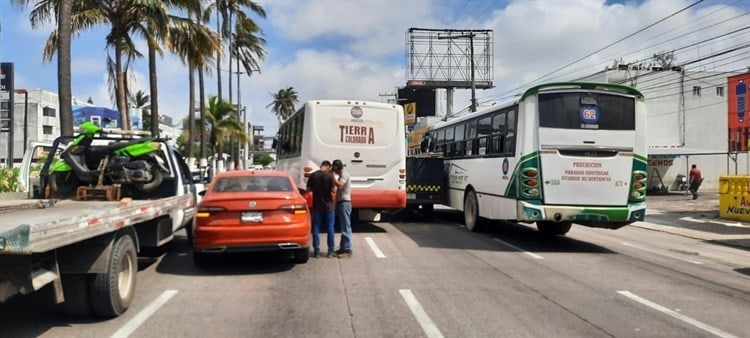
[192,170,311,266]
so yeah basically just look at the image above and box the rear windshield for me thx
[538,92,635,130]
[213,176,293,192]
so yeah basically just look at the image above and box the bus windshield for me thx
[538,92,635,130]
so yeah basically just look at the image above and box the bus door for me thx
[536,91,637,206]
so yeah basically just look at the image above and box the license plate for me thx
[407,193,416,200]
[241,211,264,223]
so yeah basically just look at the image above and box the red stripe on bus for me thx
[351,189,406,209]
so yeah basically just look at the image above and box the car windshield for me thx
[213,176,292,192]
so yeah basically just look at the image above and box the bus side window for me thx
[478,137,487,155]
[465,120,476,156]
[478,116,492,156]
[491,112,507,154]
[454,124,465,157]
[491,134,504,154]
[504,110,517,155]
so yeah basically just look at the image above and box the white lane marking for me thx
[111,290,178,338]
[679,217,748,228]
[365,236,386,258]
[618,291,738,338]
[493,238,544,259]
[621,242,703,265]
[399,289,445,338]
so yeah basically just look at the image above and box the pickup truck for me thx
[0,132,202,318]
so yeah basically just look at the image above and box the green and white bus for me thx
[422,82,647,235]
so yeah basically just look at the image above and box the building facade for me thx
[0,89,185,167]
[584,67,749,192]
[1,89,90,166]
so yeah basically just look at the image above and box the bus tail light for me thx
[399,168,406,179]
[303,166,313,178]
[630,170,647,201]
[521,168,541,199]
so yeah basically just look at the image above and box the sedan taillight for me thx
[196,206,226,218]
[279,203,308,215]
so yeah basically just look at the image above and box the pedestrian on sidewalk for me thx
[332,159,353,258]
[689,164,703,200]
[306,160,337,258]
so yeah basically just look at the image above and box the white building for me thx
[0,89,183,167]
[584,66,744,192]
[1,89,90,167]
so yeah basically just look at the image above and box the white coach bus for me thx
[275,100,407,213]
[421,82,647,235]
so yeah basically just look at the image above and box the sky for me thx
[1,0,748,137]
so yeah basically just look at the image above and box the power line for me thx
[496,0,706,98]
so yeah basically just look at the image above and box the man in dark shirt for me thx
[689,164,703,200]
[306,160,337,257]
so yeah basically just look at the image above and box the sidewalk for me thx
[639,192,750,250]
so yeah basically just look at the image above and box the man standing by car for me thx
[306,160,337,258]
[332,159,353,258]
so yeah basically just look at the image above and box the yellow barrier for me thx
[718,175,750,221]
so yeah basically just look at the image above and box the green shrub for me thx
[0,167,20,193]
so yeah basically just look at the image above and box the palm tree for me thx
[169,7,221,162]
[10,0,74,136]
[142,0,204,137]
[267,87,299,123]
[205,96,247,163]
[204,0,266,100]
[27,1,173,130]
[231,11,266,81]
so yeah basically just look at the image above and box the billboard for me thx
[728,72,750,151]
[398,86,436,117]
[0,63,13,132]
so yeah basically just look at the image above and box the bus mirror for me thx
[271,138,277,150]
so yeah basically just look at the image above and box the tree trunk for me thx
[149,44,159,136]
[199,67,206,161]
[215,13,222,100]
[188,66,195,160]
[57,0,74,137]
[115,45,130,130]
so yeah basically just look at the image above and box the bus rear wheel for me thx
[536,221,572,236]
[463,190,482,232]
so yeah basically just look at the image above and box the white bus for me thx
[275,100,407,213]
[421,82,647,235]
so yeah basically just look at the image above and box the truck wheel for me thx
[61,274,92,317]
[463,190,482,232]
[90,234,137,317]
[537,221,572,236]
[293,248,310,264]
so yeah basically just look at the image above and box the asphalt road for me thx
[1,208,748,337]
